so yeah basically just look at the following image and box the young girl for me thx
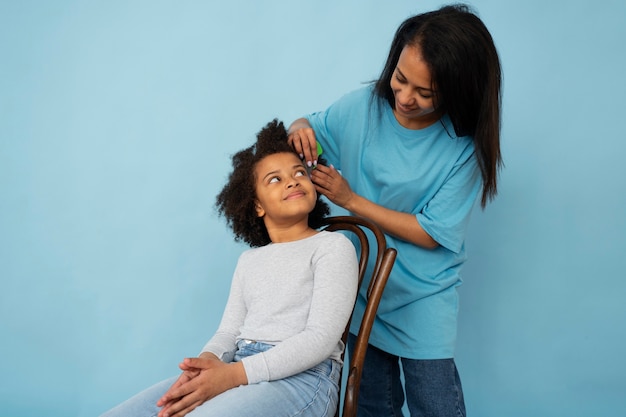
[288,4,502,416]
[100,119,358,417]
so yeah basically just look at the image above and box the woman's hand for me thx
[288,119,438,249]
[287,118,319,167]
[311,163,355,209]
[314,164,438,249]
[156,356,247,417]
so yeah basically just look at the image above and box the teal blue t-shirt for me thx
[307,85,481,359]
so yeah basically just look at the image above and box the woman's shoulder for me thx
[345,84,375,99]
[328,84,376,110]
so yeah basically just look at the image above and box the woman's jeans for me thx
[348,334,466,417]
[99,340,341,417]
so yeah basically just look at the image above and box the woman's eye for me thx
[395,74,406,84]
[417,87,434,99]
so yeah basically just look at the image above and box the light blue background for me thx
[1,1,625,416]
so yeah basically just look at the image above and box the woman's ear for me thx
[254,200,265,218]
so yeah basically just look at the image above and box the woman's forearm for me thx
[346,194,438,249]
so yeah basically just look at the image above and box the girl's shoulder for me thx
[276,230,355,254]
[241,230,349,254]
[313,230,357,257]
[288,230,353,250]
[313,229,351,245]
[236,230,356,270]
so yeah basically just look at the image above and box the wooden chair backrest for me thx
[321,216,397,417]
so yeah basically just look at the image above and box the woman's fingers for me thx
[288,128,318,166]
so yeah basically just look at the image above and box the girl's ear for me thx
[254,200,265,218]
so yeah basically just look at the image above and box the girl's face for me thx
[254,152,317,226]
[390,44,441,129]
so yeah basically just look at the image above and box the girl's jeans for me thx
[348,333,466,417]
[99,340,340,417]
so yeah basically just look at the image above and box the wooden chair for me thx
[321,216,397,417]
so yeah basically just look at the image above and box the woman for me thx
[288,4,502,416]
[99,120,358,417]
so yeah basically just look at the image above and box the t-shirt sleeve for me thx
[416,146,482,254]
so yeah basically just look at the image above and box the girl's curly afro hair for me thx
[215,119,329,247]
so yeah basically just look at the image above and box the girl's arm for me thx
[156,266,249,417]
[240,235,358,384]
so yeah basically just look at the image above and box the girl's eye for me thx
[295,170,306,177]
[268,176,280,184]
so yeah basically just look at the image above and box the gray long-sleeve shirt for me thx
[201,231,358,384]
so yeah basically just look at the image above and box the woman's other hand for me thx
[311,163,356,210]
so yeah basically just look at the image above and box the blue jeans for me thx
[348,334,466,417]
[100,340,341,417]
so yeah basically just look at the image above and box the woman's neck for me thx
[392,108,443,130]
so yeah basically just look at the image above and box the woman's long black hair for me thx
[374,4,503,207]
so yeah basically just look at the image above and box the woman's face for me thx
[254,152,316,226]
[390,44,441,129]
